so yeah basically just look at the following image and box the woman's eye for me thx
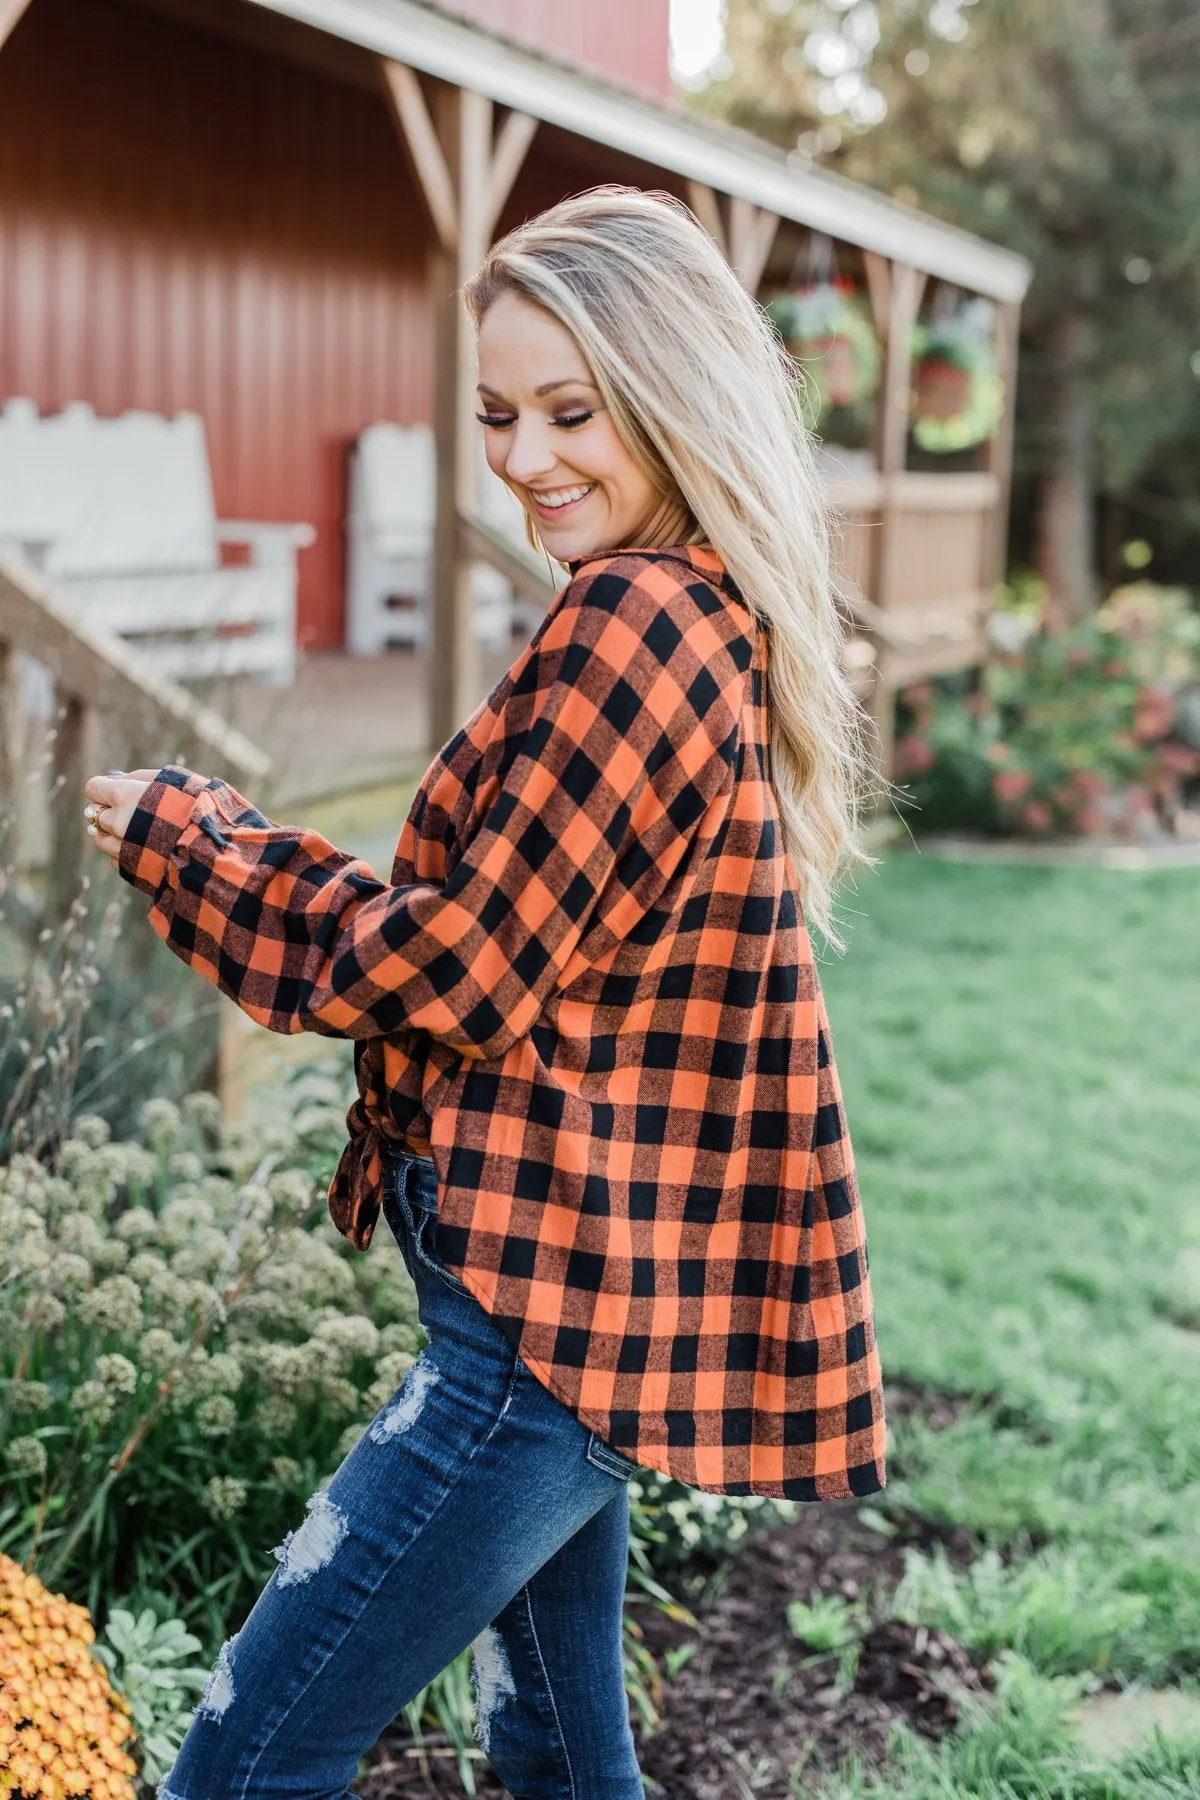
[554,412,593,430]
[475,411,516,429]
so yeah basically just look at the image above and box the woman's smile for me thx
[527,481,597,518]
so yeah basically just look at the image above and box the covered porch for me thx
[0,0,1033,905]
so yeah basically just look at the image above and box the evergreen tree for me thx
[705,0,1200,611]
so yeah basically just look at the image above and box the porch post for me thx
[0,0,33,54]
[981,299,1021,592]
[428,85,493,745]
[381,61,539,747]
[863,254,926,777]
[0,639,21,875]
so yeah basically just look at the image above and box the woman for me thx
[84,188,884,1800]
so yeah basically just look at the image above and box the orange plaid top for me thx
[119,546,884,1499]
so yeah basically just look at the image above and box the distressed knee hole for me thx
[196,1635,236,1721]
[369,1353,440,1444]
[471,1624,516,1753]
[273,1488,348,1587]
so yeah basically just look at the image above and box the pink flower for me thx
[894,735,935,776]
[1133,688,1175,743]
[1067,645,1093,672]
[1075,806,1106,835]
[1071,769,1109,800]
[1156,742,1200,776]
[993,768,1033,803]
[1022,800,1053,834]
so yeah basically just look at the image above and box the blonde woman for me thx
[84,188,885,1800]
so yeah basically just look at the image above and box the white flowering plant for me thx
[0,1079,423,1649]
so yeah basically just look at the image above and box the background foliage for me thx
[706,0,1200,597]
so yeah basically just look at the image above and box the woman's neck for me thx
[632,493,696,550]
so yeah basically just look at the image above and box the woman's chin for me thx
[540,526,609,563]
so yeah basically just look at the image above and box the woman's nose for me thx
[501,416,559,487]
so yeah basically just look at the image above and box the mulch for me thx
[354,1388,988,1799]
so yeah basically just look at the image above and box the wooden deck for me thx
[215,642,517,810]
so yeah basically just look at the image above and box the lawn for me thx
[809,853,1200,1793]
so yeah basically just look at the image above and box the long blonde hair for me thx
[463,186,869,942]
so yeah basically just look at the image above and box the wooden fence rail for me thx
[0,550,269,923]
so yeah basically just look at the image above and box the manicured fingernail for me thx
[105,769,125,776]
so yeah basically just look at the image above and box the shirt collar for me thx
[565,543,732,589]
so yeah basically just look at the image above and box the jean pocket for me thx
[412,1208,470,1296]
[585,1433,638,1482]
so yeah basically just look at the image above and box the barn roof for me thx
[246,0,1033,303]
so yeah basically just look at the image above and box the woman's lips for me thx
[528,483,596,521]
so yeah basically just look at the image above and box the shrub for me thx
[0,1082,422,1643]
[0,1552,138,1800]
[895,582,1200,839]
[0,884,227,1166]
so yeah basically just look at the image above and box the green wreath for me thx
[911,300,1003,454]
[766,282,881,430]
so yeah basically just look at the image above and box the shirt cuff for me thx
[117,766,211,897]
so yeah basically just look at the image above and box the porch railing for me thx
[0,551,269,925]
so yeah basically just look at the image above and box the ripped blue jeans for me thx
[161,1152,644,1800]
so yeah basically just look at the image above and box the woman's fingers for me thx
[83,768,160,807]
[83,774,124,809]
[93,827,124,864]
[83,771,157,860]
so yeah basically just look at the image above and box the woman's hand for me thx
[82,769,163,867]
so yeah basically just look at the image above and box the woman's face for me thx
[475,290,683,564]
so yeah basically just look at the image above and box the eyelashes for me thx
[475,411,594,432]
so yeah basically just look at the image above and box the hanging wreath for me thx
[766,280,881,429]
[911,298,1004,454]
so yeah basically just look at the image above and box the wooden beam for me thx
[380,59,459,252]
[429,85,495,745]
[861,250,892,336]
[878,263,927,479]
[0,638,22,874]
[981,299,1021,591]
[686,180,727,260]
[0,0,33,55]
[486,108,537,236]
[727,195,779,294]
[48,689,98,924]
[741,202,780,294]
[868,261,927,783]
[455,87,491,506]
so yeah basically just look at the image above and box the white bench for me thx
[346,421,547,655]
[0,399,313,685]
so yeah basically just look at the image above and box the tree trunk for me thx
[1033,296,1100,620]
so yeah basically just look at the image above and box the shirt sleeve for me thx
[117,563,747,1058]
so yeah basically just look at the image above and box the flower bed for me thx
[895,583,1200,841]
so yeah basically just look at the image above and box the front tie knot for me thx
[327,1122,387,1251]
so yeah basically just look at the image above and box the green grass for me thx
[811,856,1200,1788]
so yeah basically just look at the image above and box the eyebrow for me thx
[477,378,600,401]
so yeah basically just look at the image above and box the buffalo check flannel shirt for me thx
[119,545,885,1500]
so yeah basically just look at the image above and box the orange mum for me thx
[0,1556,137,1800]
